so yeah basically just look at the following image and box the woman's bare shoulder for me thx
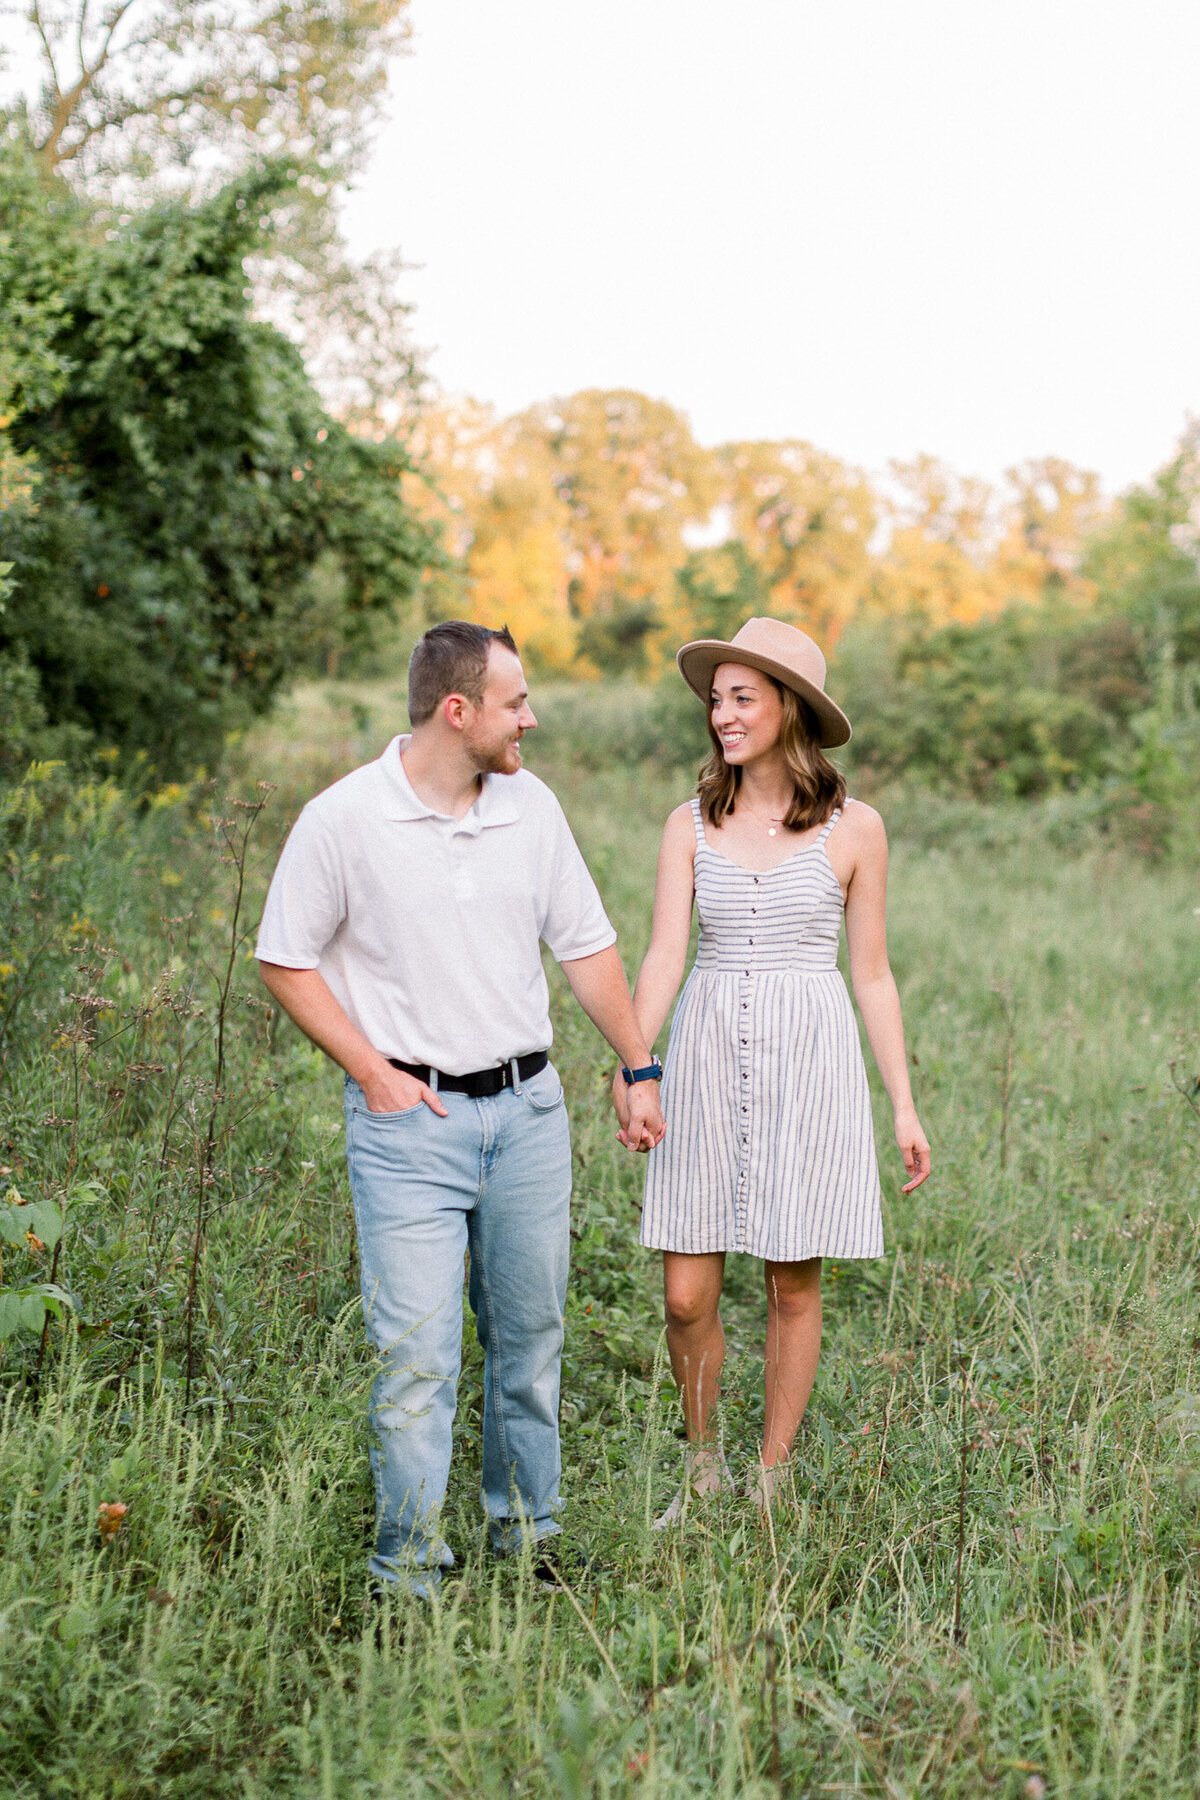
[840,799,887,850]
[843,796,884,828]
[665,798,698,831]
[660,799,699,853]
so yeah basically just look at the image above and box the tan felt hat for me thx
[676,617,852,748]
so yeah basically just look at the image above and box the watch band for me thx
[621,1057,663,1085]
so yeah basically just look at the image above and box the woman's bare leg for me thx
[761,1257,822,1468]
[662,1251,726,1447]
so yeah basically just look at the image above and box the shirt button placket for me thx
[736,873,760,1241]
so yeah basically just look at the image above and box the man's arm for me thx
[560,945,665,1152]
[258,964,448,1116]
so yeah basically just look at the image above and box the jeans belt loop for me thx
[428,1066,439,1095]
[510,1056,523,1095]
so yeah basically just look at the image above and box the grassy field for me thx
[2,678,1199,1798]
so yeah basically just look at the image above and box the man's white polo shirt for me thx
[255,736,616,1076]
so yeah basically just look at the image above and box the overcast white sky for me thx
[7,1,1198,493]
[341,0,1200,495]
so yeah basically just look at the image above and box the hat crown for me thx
[674,613,851,746]
[725,617,827,690]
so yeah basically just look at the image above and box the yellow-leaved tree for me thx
[524,390,719,672]
[407,398,577,671]
[995,458,1106,603]
[873,456,1002,624]
[717,441,876,648]
[874,455,1105,623]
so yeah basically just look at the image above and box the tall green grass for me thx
[1,681,1198,1797]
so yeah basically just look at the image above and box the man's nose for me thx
[521,705,538,730]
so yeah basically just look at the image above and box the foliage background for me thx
[1,11,1199,1791]
[0,694,1198,1796]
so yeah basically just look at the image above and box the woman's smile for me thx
[711,664,784,761]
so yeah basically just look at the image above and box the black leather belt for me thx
[387,1050,549,1098]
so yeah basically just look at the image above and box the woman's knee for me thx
[664,1281,721,1331]
[663,1253,723,1332]
[765,1258,822,1318]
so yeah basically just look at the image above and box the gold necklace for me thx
[739,799,788,839]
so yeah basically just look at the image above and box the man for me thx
[256,621,664,1597]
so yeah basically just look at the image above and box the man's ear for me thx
[442,692,471,732]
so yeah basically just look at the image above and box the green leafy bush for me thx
[0,142,436,778]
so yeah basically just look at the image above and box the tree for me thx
[674,539,772,646]
[0,142,435,774]
[871,456,1002,625]
[528,390,719,672]
[403,397,577,672]
[718,440,876,648]
[10,0,409,181]
[872,456,1106,627]
[1003,456,1106,590]
[1084,423,1200,727]
[4,0,420,420]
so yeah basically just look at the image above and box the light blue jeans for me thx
[344,1060,572,1595]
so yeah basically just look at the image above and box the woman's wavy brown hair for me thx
[697,676,846,830]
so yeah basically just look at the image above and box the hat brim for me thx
[676,639,852,748]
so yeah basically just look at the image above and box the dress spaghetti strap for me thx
[689,797,706,846]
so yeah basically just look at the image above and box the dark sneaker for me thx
[530,1543,594,1591]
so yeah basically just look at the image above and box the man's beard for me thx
[466,733,522,775]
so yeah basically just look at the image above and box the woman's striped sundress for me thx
[640,798,883,1263]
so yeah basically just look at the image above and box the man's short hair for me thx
[407,621,519,726]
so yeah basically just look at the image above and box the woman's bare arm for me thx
[630,803,698,1046]
[837,805,931,1193]
[610,804,696,1142]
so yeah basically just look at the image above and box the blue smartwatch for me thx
[622,1056,663,1085]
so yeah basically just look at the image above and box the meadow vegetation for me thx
[2,682,1198,1798]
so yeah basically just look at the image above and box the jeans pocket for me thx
[356,1101,425,1122]
[523,1064,565,1113]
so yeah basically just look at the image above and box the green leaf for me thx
[18,1292,49,1332]
[0,1282,75,1338]
[0,1289,43,1336]
[0,1208,26,1247]
[69,1182,107,1208]
[0,1196,62,1249]
[23,1200,63,1249]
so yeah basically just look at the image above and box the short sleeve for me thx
[255,804,347,968]
[539,799,617,963]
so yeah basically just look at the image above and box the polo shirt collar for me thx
[375,735,520,832]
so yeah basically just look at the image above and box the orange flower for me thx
[97,1502,128,1543]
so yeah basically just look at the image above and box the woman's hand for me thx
[611,1066,664,1152]
[895,1107,930,1192]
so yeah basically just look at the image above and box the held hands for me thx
[612,1067,666,1153]
[895,1106,931,1192]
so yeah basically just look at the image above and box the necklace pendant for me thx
[767,827,777,837]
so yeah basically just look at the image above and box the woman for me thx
[616,618,929,1518]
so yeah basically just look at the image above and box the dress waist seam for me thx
[690,964,842,976]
